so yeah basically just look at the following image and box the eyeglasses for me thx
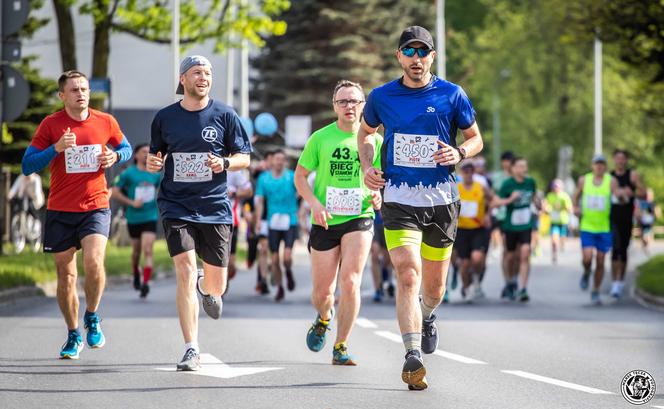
[334,99,364,107]
[401,47,432,58]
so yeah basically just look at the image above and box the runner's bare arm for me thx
[225,153,251,171]
[358,118,385,190]
[294,165,332,229]
[631,169,646,199]
[572,176,584,216]
[254,196,265,233]
[111,186,142,208]
[458,122,484,158]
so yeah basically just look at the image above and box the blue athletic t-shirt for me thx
[255,169,299,227]
[150,99,252,224]
[363,75,476,207]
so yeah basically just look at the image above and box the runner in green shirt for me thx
[112,143,161,297]
[295,80,381,366]
[495,157,539,302]
[544,179,572,264]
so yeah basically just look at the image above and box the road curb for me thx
[632,286,664,312]
[0,269,175,307]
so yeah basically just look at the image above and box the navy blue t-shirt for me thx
[150,99,252,224]
[363,75,476,207]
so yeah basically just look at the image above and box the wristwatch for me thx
[457,146,467,160]
[223,158,230,170]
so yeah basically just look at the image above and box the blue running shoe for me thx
[332,342,357,366]
[373,289,384,303]
[580,272,590,291]
[306,308,334,352]
[590,291,601,305]
[84,314,105,348]
[60,332,83,359]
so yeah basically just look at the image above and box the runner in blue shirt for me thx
[147,55,252,372]
[358,26,484,391]
[254,149,299,301]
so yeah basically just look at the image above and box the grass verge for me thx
[637,254,664,297]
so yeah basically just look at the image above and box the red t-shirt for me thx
[31,109,124,212]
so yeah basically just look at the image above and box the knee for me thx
[397,268,419,292]
[84,256,104,276]
[340,272,361,295]
[57,268,77,287]
[312,288,333,305]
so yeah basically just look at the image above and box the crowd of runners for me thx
[17,25,657,391]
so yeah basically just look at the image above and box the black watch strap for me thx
[223,158,230,170]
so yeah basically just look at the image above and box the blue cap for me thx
[176,55,212,95]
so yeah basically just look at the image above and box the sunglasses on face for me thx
[401,47,432,58]
[334,99,364,108]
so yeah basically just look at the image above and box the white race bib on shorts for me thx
[393,133,438,168]
[586,195,607,211]
[550,210,561,221]
[269,213,290,231]
[173,152,212,183]
[511,207,531,226]
[460,200,479,218]
[65,144,101,173]
[326,187,362,216]
[134,185,156,203]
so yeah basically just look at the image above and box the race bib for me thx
[393,133,438,168]
[641,213,655,225]
[173,152,212,183]
[269,213,290,231]
[550,210,561,222]
[326,187,362,216]
[65,144,101,173]
[134,185,156,203]
[511,207,531,226]
[586,195,606,211]
[460,200,479,218]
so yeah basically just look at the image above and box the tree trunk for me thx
[90,0,112,110]
[51,0,77,71]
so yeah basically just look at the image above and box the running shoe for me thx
[275,285,285,302]
[373,289,384,303]
[386,282,395,298]
[590,291,601,305]
[286,268,296,291]
[610,282,620,299]
[332,342,357,366]
[176,348,201,371]
[580,272,590,291]
[402,349,427,391]
[473,285,485,300]
[84,313,105,348]
[140,283,150,298]
[196,271,222,319]
[421,313,438,354]
[518,288,530,302]
[508,282,517,301]
[133,273,141,291]
[306,308,334,352]
[500,284,511,299]
[60,332,84,359]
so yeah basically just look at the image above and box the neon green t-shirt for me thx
[545,191,572,225]
[298,122,382,226]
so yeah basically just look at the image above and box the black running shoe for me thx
[402,349,427,390]
[133,273,141,291]
[286,269,296,291]
[140,283,150,298]
[421,314,439,354]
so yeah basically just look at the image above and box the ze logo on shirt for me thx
[201,126,218,143]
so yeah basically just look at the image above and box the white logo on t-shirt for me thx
[426,106,435,113]
[201,126,218,143]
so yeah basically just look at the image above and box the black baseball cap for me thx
[398,26,434,50]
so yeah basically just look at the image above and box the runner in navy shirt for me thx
[147,55,252,372]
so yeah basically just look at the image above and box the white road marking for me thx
[355,317,378,329]
[433,349,487,365]
[156,353,282,379]
[502,370,614,395]
[651,406,664,408]
[375,330,486,364]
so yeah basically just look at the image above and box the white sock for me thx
[184,342,200,354]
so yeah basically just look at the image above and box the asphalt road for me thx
[1,237,663,409]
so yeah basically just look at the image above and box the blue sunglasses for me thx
[401,46,432,58]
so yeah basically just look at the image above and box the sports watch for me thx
[223,158,230,170]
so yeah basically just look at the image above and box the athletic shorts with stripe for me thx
[381,201,460,261]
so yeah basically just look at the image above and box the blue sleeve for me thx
[150,114,167,155]
[21,145,57,175]
[362,90,381,128]
[112,136,132,164]
[225,112,253,155]
[452,87,476,130]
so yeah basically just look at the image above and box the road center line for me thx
[374,330,486,364]
[501,370,614,395]
[356,317,378,329]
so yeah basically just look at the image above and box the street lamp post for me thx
[594,33,602,155]
[436,0,445,79]
[172,0,179,101]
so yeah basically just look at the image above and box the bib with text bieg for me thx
[65,144,101,174]
[393,133,438,168]
[511,207,531,226]
[586,195,606,211]
[134,185,156,202]
[326,187,362,216]
[269,213,290,231]
[460,200,479,218]
[173,152,212,183]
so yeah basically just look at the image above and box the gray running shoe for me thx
[176,348,201,371]
[402,349,428,391]
[421,313,438,354]
[196,270,222,319]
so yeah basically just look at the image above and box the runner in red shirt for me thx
[21,70,132,360]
